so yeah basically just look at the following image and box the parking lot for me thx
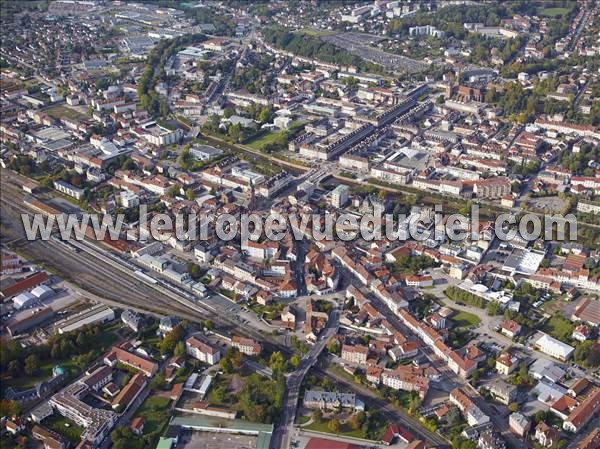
[178,430,258,449]
[526,196,568,213]
[321,33,428,73]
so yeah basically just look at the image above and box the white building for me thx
[186,336,221,365]
[533,332,574,361]
[13,292,36,309]
[331,184,349,208]
[189,145,223,161]
[53,180,85,200]
[55,305,115,334]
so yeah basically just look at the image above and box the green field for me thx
[45,104,88,121]
[45,414,84,444]
[304,415,387,441]
[246,131,283,151]
[305,419,365,439]
[2,359,77,391]
[538,7,569,17]
[133,396,171,435]
[294,28,334,37]
[451,310,481,328]
[543,314,575,341]
[297,415,311,425]
[2,325,120,392]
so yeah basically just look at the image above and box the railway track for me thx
[0,189,272,344]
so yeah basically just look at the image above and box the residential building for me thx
[186,336,221,365]
[535,422,560,447]
[496,353,518,375]
[104,344,158,377]
[509,412,530,437]
[331,185,349,208]
[231,336,262,356]
[341,344,368,365]
[303,390,365,411]
[488,379,518,405]
[563,388,600,433]
[450,388,489,427]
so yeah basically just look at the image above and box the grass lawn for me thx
[2,359,78,391]
[45,104,88,121]
[305,417,386,441]
[543,314,575,341]
[305,419,364,439]
[539,7,569,17]
[294,28,334,37]
[297,415,311,425]
[45,414,84,444]
[451,310,481,328]
[541,300,562,314]
[329,365,358,384]
[134,396,172,435]
[2,322,122,391]
[246,131,282,151]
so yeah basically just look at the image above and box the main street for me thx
[271,297,342,449]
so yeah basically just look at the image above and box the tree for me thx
[0,400,21,417]
[187,263,203,281]
[160,325,185,355]
[508,402,519,413]
[203,319,214,331]
[328,418,341,433]
[574,340,593,365]
[348,411,366,430]
[173,341,185,357]
[7,360,21,378]
[76,332,88,347]
[227,123,242,142]
[150,373,165,390]
[446,406,461,426]
[407,392,422,413]
[230,348,244,369]
[288,355,300,370]
[220,356,233,373]
[257,106,273,123]
[516,363,533,386]
[24,354,40,376]
[587,343,600,367]
[185,188,195,201]
[167,184,181,197]
[312,409,323,423]
[486,301,501,316]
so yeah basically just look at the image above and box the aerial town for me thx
[0,1,599,449]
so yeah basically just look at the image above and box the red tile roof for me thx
[304,438,360,449]
[1,271,49,300]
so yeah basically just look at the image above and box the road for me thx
[567,4,594,51]
[271,297,342,449]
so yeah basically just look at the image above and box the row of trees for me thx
[444,286,485,308]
